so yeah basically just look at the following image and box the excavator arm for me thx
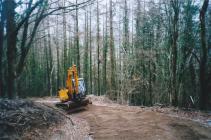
[66,68,72,94]
[59,65,79,102]
[72,65,79,95]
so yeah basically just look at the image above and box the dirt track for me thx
[73,104,211,140]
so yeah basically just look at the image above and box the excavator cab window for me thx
[72,78,86,96]
[78,79,86,95]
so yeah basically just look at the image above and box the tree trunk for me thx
[68,25,72,66]
[209,6,211,51]
[102,3,108,95]
[56,15,60,91]
[89,6,92,94]
[171,0,179,106]
[0,0,5,97]
[109,0,116,95]
[96,0,100,96]
[47,18,53,96]
[44,30,50,96]
[56,45,60,91]
[122,0,129,102]
[62,0,67,86]
[83,10,89,95]
[123,0,129,53]
[75,0,80,75]
[5,0,17,98]
[199,0,209,110]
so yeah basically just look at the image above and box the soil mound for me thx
[0,99,64,139]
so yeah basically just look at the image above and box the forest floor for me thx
[1,96,211,140]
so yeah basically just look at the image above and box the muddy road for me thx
[73,105,211,140]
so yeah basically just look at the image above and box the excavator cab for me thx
[73,78,86,99]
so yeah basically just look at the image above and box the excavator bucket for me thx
[58,89,69,102]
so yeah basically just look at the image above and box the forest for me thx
[0,0,211,110]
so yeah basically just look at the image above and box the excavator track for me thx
[55,97,91,111]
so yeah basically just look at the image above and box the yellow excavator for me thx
[56,65,90,110]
